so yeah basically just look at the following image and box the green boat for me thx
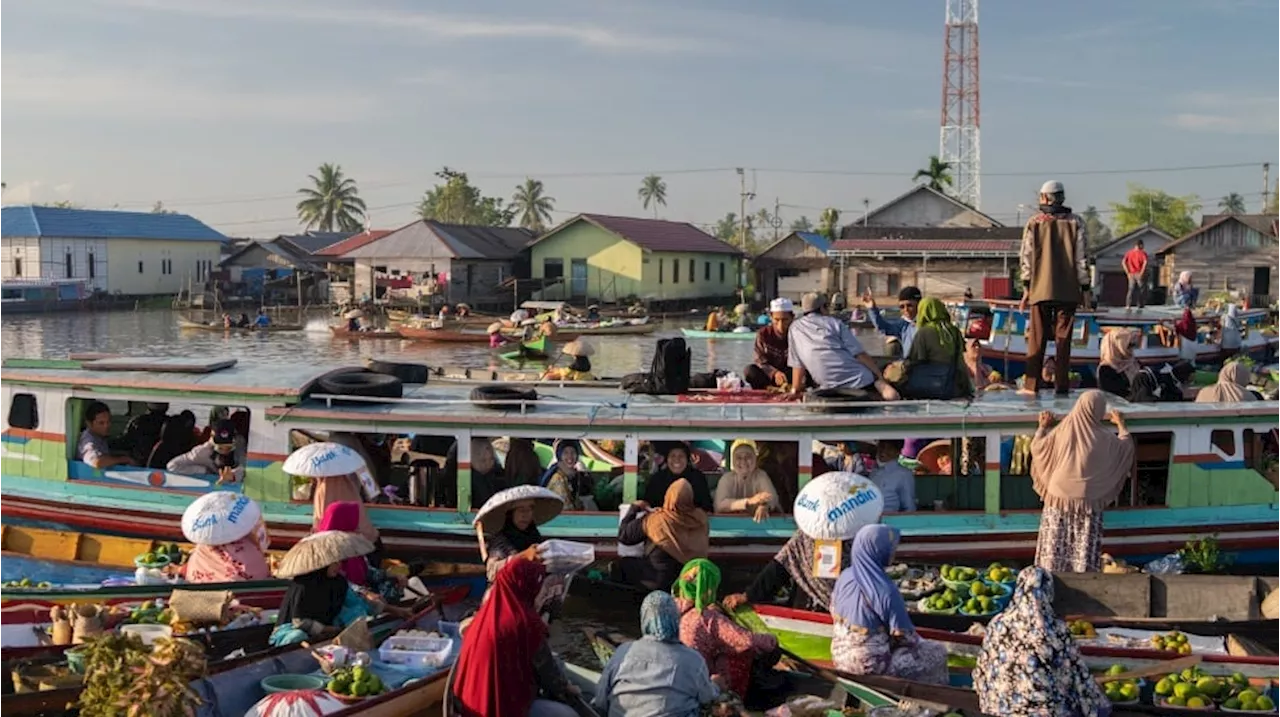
[498,334,550,360]
[680,328,757,340]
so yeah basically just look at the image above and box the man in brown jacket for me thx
[1019,180,1090,396]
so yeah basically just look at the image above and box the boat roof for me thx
[0,357,348,402]
[268,384,1277,434]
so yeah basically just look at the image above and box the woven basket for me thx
[169,589,231,625]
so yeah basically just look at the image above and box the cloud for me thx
[1165,92,1278,135]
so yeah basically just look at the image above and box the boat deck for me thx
[1,357,347,399]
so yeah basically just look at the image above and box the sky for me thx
[2,0,1277,237]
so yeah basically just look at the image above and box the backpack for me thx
[650,338,691,394]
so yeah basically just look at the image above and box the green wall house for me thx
[529,214,743,302]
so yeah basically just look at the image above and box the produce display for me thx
[3,578,53,589]
[985,563,1015,584]
[920,589,963,613]
[939,565,979,584]
[1151,630,1195,655]
[1067,619,1097,638]
[1153,666,1273,711]
[327,665,385,699]
[124,600,173,626]
[1101,664,1141,704]
[134,544,185,568]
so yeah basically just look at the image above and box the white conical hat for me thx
[275,530,375,579]
[472,485,564,535]
[181,491,262,546]
[283,442,367,478]
[793,471,884,541]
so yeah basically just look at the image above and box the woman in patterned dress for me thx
[973,566,1109,717]
[1031,390,1134,573]
[828,525,947,683]
[672,558,778,700]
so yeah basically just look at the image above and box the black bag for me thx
[900,335,961,400]
[620,372,656,393]
[689,369,727,390]
[650,338,691,394]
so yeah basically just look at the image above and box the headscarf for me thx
[1099,330,1140,382]
[312,472,379,543]
[640,590,680,643]
[1175,308,1197,341]
[1030,390,1134,512]
[916,297,961,356]
[184,536,272,584]
[277,567,349,626]
[775,532,851,611]
[641,479,710,564]
[1196,361,1257,403]
[315,501,369,586]
[1222,303,1242,331]
[497,500,543,553]
[452,559,547,717]
[471,438,499,477]
[1177,271,1193,286]
[973,567,1108,717]
[539,439,581,487]
[830,525,913,635]
[673,558,722,612]
[504,438,542,486]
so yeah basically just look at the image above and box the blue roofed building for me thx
[2,205,226,296]
[752,230,835,301]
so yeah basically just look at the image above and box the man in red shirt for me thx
[1122,239,1149,310]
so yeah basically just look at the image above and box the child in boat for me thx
[542,340,595,382]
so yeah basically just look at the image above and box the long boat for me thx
[680,328,757,340]
[396,326,493,343]
[176,318,304,333]
[329,326,407,340]
[1,356,1276,569]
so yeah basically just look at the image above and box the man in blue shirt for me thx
[869,440,917,513]
[863,286,921,355]
[788,293,898,400]
[253,309,271,328]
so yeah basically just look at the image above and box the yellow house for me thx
[528,214,743,302]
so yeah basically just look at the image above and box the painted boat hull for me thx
[398,326,492,343]
[680,328,757,340]
[553,323,657,340]
[177,319,304,333]
[329,327,406,340]
[1,578,288,626]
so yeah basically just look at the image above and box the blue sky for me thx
[2,0,1276,237]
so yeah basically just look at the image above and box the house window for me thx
[88,253,96,279]
[887,273,901,296]
[138,261,144,274]
[856,273,873,295]
[659,259,664,284]
[543,258,564,280]
[673,259,680,284]
[13,257,22,277]
[689,259,695,283]
[7,393,38,430]
[719,262,726,283]
[704,262,711,281]
[65,253,73,278]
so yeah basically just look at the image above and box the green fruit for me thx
[964,599,979,612]
[1186,696,1208,709]
[1108,664,1126,676]
[1231,672,1249,685]
[978,596,992,610]
[1255,695,1274,711]
[1196,677,1221,697]
[1167,696,1187,707]
[1168,673,1182,684]
[1182,668,1197,682]
[1120,684,1139,701]
[970,581,985,596]
[1225,698,1243,710]
[1240,690,1260,703]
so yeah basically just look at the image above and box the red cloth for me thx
[315,501,368,586]
[1122,247,1148,276]
[676,390,798,404]
[1175,309,1197,340]
[452,558,547,717]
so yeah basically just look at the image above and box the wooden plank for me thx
[1054,572,1151,618]
[82,357,238,374]
[1155,575,1260,620]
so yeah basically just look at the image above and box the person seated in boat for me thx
[830,525,948,684]
[456,302,471,318]
[438,304,451,322]
[705,306,725,332]
[714,440,781,521]
[182,493,272,584]
[167,420,246,483]
[452,558,580,717]
[1097,329,1144,400]
[253,309,271,327]
[617,479,710,591]
[486,320,510,349]
[863,286,921,354]
[643,442,715,512]
[231,313,248,328]
[963,338,1001,391]
[346,314,364,332]
[123,402,169,465]
[744,298,795,391]
[672,559,781,707]
[831,290,847,313]
[315,501,403,603]
[76,401,135,469]
[221,313,233,328]
[868,440,916,512]
[892,297,972,400]
[309,459,381,555]
[586,304,601,321]
[1196,360,1259,403]
[1219,302,1244,355]
[722,511,855,614]
[475,485,570,624]
[788,292,899,401]
[447,438,508,509]
[964,286,974,302]
[1171,270,1199,308]
[823,440,870,474]
[973,566,1109,717]
[542,340,595,382]
[540,439,594,510]
[594,590,721,717]
[1032,391,1133,573]
[915,439,955,477]
[505,437,544,486]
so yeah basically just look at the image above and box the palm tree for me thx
[511,178,555,232]
[790,216,813,232]
[1218,192,1247,214]
[818,208,841,241]
[296,163,367,232]
[912,156,954,193]
[638,174,667,218]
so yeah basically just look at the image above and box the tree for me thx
[510,178,555,233]
[714,213,739,242]
[755,207,781,242]
[1080,205,1112,247]
[416,167,514,226]
[1266,183,1279,214]
[296,163,366,232]
[1218,192,1247,214]
[151,201,177,215]
[36,200,78,208]
[637,174,667,218]
[790,215,813,232]
[1108,184,1200,238]
[912,155,953,193]
[818,208,841,241]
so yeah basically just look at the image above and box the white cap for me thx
[1039,180,1065,195]
[769,298,794,314]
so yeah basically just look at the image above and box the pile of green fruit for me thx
[3,578,53,589]
[939,565,979,584]
[1153,666,1272,710]
[1101,665,1140,703]
[327,666,385,699]
[126,600,172,625]
[1223,688,1276,712]
[921,589,963,613]
[135,544,183,567]
[985,562,1015,584]
[1067,619,1096,638]
[961,593,998,615]
[1151,630,1193,655]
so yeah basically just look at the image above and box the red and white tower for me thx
[940,0,981,208]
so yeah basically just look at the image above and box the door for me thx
[1253,266,1271,299]
[1100,272,1128,307]
[570,259,588,298]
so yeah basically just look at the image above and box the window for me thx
[719,262,725,283]
[689,259,695,283]
[543,258,564,280]
[88,253,96,279]
[659,258,664,284]
[673,259,680,284]
[138,261,144,274]
[856,273,872,294]
[65,253,73,278]
[704,262,711,281]
[7,393,39,430]
[13,258,21,277]
[887,273,901,296]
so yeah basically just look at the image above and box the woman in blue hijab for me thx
[829,525,947,683]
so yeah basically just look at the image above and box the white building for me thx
[1,206,225,296]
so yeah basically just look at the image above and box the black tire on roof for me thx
[365,359,430,385]
[317,371,404,400]
[469,385,538,409]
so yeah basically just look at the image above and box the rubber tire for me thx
[317,371,404,399]
[470,385,538,409]
[366,359,429,385]
[803,387,875,413]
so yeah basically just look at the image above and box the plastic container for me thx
[261,674,326,693]
[133,554,171,569]
[120,624,173,645]
[539,539,595,574]
[959,605,1001,618]
[916,598,959,615]
[378,635,454,669]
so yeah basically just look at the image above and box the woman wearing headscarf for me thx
[1031,390,1134,572]
[973,566,1109,717]
[714,440,781,521]
[618,479,710,590]
[477,486,569,623]
[673,559,778,702]
[182,494,272,584]
[896,297,972,399]
[504,438,543,486]
[1220,303,1243,354]
[315,501,402,603]
[592,591,720,717]
[1097,330,1142,399]
[722,530,853,614]
[446,438,508,510]
[964,338,998,391]
[451,559,577,717]
[540,440,589,510]
[643,442,714,512]
[1196,361,1259,403]
[829,525,947,683]
[1172,270,1199,308]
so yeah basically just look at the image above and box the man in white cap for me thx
[1019,180,1090,396]
[744,297,796,389]
[787,292,899,399]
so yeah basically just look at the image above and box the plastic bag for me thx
[1144,553,1185,575]
[717,372,745,391]
[539,539,595,574]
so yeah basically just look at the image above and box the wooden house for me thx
[1157,214,1278,305]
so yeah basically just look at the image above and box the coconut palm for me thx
[818,208,841,241]
[638,174,667,218]
[913,156,954,193]
[511,178,556,232]
[1218,192,1247,214]
[790,216,813,232]
[296,163,367,232]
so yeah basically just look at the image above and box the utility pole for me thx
[862,198,871,226]
[736,168,754,251]
[773,197,783,241]
[1263,163,1271,211]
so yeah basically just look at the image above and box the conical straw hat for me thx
[472,485,564,535]
[344,308,365,319]
[275,530,375,579]
[561,340,595,358]
[487,321,505,334]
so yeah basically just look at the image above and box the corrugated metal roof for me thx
[794,232,831,253]
[276,231,351,255]
[342,221,535,260]
[576,214,742,255]
[830,239,1019,253]
[839,225,1022,242]
[2,205,226,241]
[315,230,393,257]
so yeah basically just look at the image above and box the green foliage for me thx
[1081,205,1113,247]
[151,201,177,215]
[510,177,555,233]
[37,200,79,208]
[789,215,813,232]
[817,208,840,241]
[638,174,667,218]
[296,163,367,232]
[1265,182,1278,214]
[1176,535,1231,574]
[1108,184,1200,238]
[78,634,207,717]
[416,167,513,226]
[913,155,954,193]
[1218,192,1247,214]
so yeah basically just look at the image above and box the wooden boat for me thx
[329,326,406,340]
[177,318,304,333]
[680,328,757,340]
[497,335,550,361]
[397,326,492,343]
[2,356,1276,567]
[548,321,657,341]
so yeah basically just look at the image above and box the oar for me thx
[1095,654,1202,684]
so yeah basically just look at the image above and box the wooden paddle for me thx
[1094,654,1202,684]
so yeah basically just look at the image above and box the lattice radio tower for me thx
[940,0,981,209]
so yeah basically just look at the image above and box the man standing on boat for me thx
[1019,180,1090,396]
[1123,239,1149,311]
[788,293,899,400]
[863,286,921,355]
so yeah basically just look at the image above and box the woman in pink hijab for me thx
[315,501,402,602]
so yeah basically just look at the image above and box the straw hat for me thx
[472,485,564,536]
[344,308,365,319]
[275,530,375,579]
[561,340,595,358]
[487,321,505,335]
[915,439,953,474]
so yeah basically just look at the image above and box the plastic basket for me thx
[378,635,454,670]
[916,598,959,615]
